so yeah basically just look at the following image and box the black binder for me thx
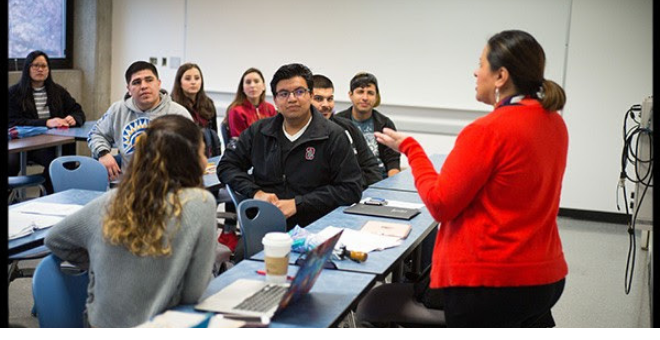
[343,203,421,220]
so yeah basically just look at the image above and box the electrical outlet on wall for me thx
[162,57,167,67]
[149,57,158,65]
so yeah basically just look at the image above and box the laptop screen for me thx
[275,229,343,312]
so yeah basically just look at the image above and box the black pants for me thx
[438,279,565,327]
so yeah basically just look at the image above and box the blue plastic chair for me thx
[8,174,46,204]
[7,246,50,284]
[49,155,109,193]
[226,184,247,207]
[237,199,287,260]
[32,255,89,328]
[219,120,233,152]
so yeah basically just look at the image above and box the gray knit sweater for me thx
[45,188,216,327]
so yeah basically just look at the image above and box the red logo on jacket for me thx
[305,147,316,160]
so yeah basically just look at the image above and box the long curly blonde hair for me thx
[103,115,204,256]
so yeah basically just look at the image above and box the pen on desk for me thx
[255,270,294,281]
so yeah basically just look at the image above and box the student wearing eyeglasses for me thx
[336,72,401,178]
[8,50,86,193]
[217,63,363,230]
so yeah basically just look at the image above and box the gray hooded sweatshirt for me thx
[87,91,192,168]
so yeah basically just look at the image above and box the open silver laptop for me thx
[195,230,343,319]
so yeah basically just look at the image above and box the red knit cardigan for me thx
[227,100,277,138]
[400,98,569,288]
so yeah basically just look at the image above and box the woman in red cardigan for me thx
[373,30,569,327]
[224,68,277,139]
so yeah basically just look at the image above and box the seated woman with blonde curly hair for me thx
[45,115,217,327]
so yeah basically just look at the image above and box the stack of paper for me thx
[361,220,412,239]
[316,226,402,253]
[8,202,83,240]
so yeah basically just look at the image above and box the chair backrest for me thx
[49,155,109,193]
[219,120,231,151]
[32,255,89,328]
[237,199,287,260]
[202,127,222,157]
[226,184,247,207]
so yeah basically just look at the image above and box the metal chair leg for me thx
[8,190,17,204]
[348,310,358,328]
[8,261,19,284]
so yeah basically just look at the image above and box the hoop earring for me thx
[495,87,500,104]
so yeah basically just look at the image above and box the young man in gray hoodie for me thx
[88,61,192,180]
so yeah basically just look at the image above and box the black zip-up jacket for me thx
[8,83,86,127]
[217,107,363,229]
[329,115,382,187]
[336,107,401,174]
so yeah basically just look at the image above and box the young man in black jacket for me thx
[336,72,401,178]
[217,63,362,230]
[311,74,382,188]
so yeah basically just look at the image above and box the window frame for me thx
[7,0,74,71]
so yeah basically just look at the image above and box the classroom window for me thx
[7,0,73,70]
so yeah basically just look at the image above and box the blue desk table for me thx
[253,188,437,281]
[176,259,376,328]
[45,120,97,141]
[369,153,447,193]
[8,189,105,256]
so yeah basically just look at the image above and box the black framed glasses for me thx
[275,87,309,100]
[30,63,49,70]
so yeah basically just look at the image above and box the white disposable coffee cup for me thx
[262,232,293,283]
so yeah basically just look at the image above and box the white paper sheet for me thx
[317,226,402,253]
[136,311,245,328]
[8,211,64,239]
[13,202,83,217]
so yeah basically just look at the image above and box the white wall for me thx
[185,0,571,112]
[110,0,653,214]
[110,0,185,102]
[560,0,653,212]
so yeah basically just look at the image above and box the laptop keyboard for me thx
[234,284,288,313]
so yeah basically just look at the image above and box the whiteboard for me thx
[185,0,571,111]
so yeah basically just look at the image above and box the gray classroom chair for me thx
[356,282,446,327]
[236,199,287,260]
